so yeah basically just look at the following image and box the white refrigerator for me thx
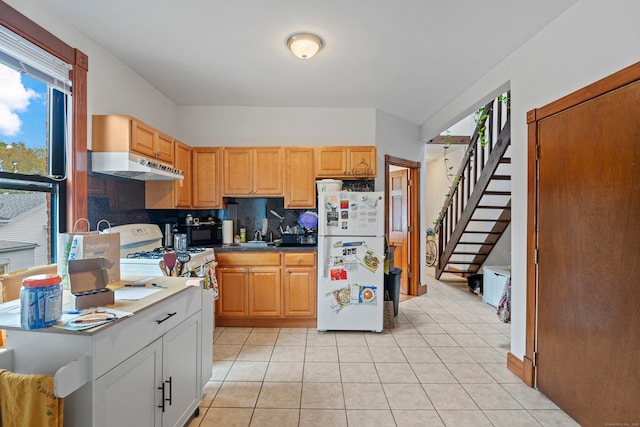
[317,191,385,332]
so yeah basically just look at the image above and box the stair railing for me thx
[434,94,510,275]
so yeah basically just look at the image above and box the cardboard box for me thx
[68,258,115,310]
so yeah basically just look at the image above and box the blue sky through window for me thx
[0,63,47,150]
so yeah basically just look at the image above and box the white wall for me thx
[373,111,427,284]
[373,110,422,187]
[425,147,466,228]
[420,0,640,360]
[176,106,376,147]
[6,0,179,145]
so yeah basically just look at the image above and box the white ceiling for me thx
[42,0,576,129]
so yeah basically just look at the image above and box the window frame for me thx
[0,1,88,234]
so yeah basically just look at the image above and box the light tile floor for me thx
[188,274,579,427]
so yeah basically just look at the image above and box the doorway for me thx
[527,62,640,425]
[385,155,422,296]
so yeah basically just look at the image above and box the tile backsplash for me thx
[87,174,315,240]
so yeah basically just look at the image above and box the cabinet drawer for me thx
[284,252,316,266]
[217,252,281,266]
[93,288,201,378]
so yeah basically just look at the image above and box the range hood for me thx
[91,152,184,181]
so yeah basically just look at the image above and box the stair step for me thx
[477,205,511,210]
[452,251,490,256]
[446,261,482,265]
[456,242,495,245]
[483,191,511,196]
[499,158,511,164]
[491,175,511,180]
[441,269,475,275]
[468,218,510,222]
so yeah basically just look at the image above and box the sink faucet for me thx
[255,230,262,241]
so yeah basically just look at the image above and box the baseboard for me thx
[418,283,428,295]
[507,352,536,387]
[216,317,317,328]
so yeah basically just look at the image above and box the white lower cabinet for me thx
[95,339,162,426]
[0,283,212,427]
[162,313,201,427]
[95,313,201,427]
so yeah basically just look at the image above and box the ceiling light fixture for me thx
[287,33,323,60]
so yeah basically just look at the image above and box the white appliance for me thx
[109,223,216,277]
[317,191,385,332]
[92,151,184,181]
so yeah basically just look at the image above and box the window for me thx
[0,26,71,272]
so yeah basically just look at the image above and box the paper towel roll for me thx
[222,220,233,244]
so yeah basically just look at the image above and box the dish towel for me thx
[0,369,64,427]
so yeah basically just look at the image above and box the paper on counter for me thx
[114,287,162,301]
[56,308,133,331]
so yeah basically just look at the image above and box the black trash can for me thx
[467,274,483,294]
[384,268,402,317]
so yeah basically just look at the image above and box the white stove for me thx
[109,223,216,277]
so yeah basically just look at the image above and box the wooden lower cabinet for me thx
[217,267,249,317]
[215,251,316,327]
[283,253,316,317]
[248,267,281,317]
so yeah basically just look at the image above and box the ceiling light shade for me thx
[287,33,323,60]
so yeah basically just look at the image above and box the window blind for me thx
[0,24,72,93]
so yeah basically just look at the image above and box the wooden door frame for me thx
[522,61,640,386]
[384,155,422,296]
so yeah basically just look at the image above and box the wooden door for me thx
[389,169,409,293]
[535,81,640,425]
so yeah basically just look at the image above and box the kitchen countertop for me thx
[214,244,317,252]
[0,275,202,335]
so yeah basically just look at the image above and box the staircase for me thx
[434,95,511,279]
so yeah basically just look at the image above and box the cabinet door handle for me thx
[156,312,177,324]
[158,382,166,412]
[167,376,173,406]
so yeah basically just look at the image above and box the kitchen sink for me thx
[242,240,269,247]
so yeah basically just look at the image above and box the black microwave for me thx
[177,223,223,247]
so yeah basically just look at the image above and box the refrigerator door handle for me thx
[323,239,331,278]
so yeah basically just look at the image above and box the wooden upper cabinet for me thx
[315,146,377,179]
[315,146,347,177]
[284,147,316,208]
[173,140,192,207]
[223,147,283,196]
[155,130,175,164]
[223,148,252,195]
[348,146,377,178]
[193,147,224,209]
[93,115,175,165]
[145,139,192,209]
[130,119,155,157]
